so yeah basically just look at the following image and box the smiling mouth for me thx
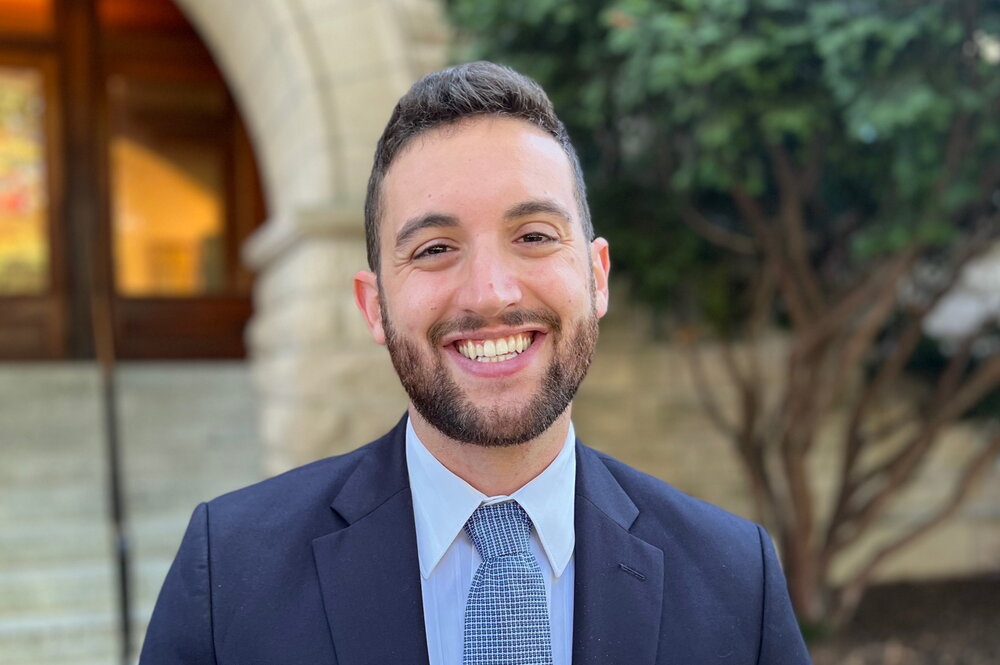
[454,332,536,363]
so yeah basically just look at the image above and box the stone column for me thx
[176,0,449,472]
[243,205,406,474]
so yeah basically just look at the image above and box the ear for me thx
[590,237,611,318]
[353,270,386,345]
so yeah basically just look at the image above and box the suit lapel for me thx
[310,426,667,664]
[573,444,664,665]
[312,420,430,665]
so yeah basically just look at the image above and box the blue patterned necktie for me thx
[463,501,553,665]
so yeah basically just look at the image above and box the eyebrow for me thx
[504,199,574,224]
[394,213,459,251]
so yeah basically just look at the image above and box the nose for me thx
[455,247,523,317]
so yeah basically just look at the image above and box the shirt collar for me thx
[405,417,576,580]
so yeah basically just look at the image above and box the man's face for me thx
[355,117,610,447]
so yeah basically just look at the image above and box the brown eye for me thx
[519,232,554,243]
[415,243,453,259]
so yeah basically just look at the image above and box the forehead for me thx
[380,116,577,236]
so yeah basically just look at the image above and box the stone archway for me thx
[173,0,450,471]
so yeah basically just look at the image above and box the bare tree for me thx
[681,138,1000,628]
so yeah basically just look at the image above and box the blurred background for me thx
[0,0,997,663]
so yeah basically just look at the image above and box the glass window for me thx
[0,0,54,37]
[111,137,225,296]
[99,0,189,34]
[0,64,49,295]
[108,76,228,297]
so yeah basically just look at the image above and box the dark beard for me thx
[382,306,599,447]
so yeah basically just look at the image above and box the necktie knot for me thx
[464,501,532,560]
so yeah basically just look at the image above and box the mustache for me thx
[428,308,562,346]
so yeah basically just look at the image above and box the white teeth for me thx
[455,332,534,362]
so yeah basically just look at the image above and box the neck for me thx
[408,405,572,496]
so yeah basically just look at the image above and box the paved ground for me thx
[811,575,1000,664]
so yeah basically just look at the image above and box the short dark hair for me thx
[363,61,592,271]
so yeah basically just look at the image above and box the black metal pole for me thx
[58,0,132,657]
[92,298,132,665]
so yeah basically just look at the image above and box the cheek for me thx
[527,263,591,310]
[390,278,449,332]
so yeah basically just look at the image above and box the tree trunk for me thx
[781,531,827,628]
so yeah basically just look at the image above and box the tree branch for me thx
[859,409,919,447]
[730,184,817,331]
[681,335,739,439]
[768,142,825,314]
[682,334,784,531]
[933,113,972,198]
[747,256,779,336]
[678,202,757,255]
[839,227,994,475]
[834,428,1000,624]
[799,135,826,201]
[804,247,919,460]
[837,349,1000,551]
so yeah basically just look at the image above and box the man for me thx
[140,62,811,664]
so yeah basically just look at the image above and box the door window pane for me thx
[99,0,189,33]
[109,77,227,297]
[111,136,225,296]
[0,0,54,37]
[0,65,49,295]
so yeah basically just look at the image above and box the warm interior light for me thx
[98,0,189,32]
[0,0,54,36]
[111,136,223,296]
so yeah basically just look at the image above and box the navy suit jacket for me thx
[140,417,811,664]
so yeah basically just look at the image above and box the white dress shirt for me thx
[405,418,576,665]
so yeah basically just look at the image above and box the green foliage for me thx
[446,0,1000,322]
[448,2,1000,626]
[587,182,746,330]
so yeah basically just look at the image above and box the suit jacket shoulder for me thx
[205,415,409,538]
[585,444,760,555]
[573,443,811,665]
[140,418,414,665]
